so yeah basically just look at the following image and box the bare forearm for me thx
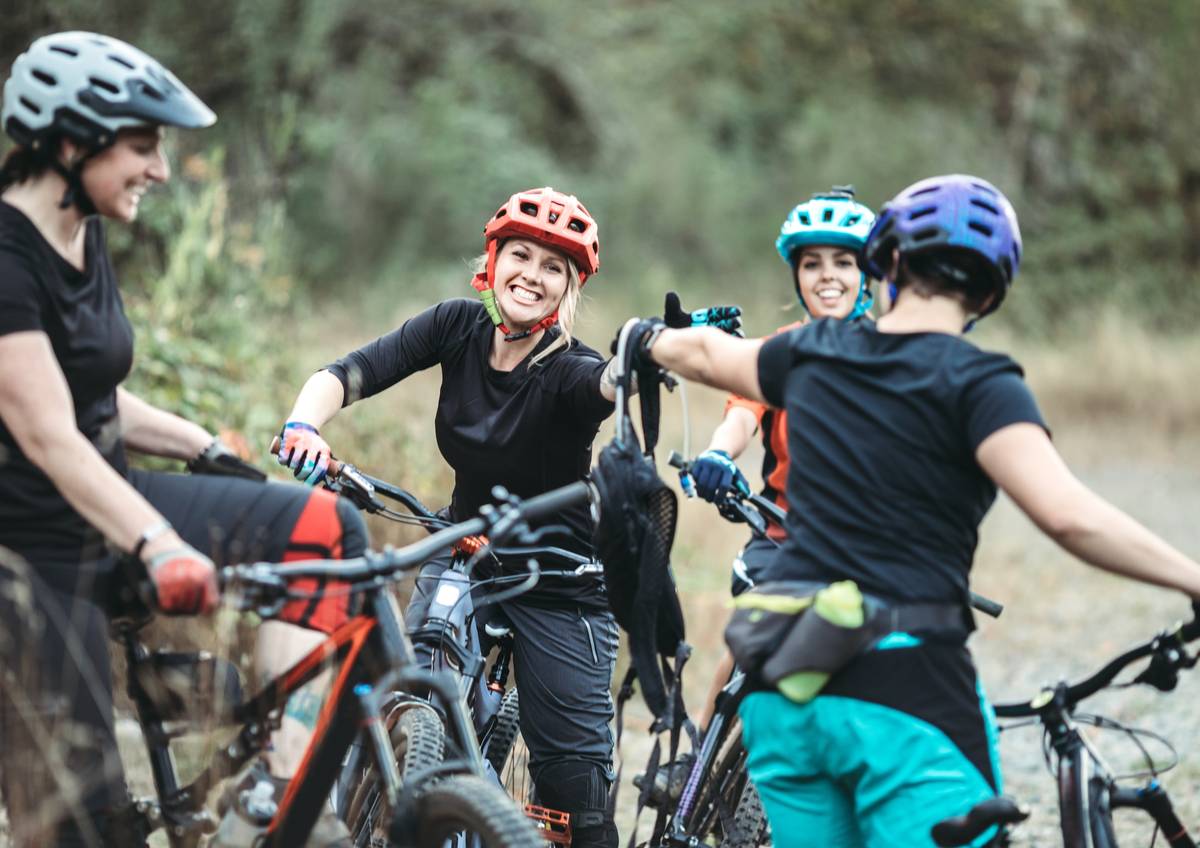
[706,407,758,458]
[287,370,346,427]
[650,328,765,402]
[117,388,211,459]
[36,428,169,552]
[1051,489,1200,598]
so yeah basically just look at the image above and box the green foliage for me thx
[110,149,302,442]
[4,0,1200,328]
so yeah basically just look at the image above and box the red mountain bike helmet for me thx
[472,187,600,340]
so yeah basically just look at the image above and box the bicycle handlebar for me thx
[219,480,596,611]
[994,606,1200,718]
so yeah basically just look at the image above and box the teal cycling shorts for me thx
[739,638,1001,848]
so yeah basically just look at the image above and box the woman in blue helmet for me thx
[689,187,875,728]
[623,174,1200,846]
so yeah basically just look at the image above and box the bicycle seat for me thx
[931,797,1029,847]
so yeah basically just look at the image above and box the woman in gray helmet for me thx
[0,32,363,847]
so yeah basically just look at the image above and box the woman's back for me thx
[759,318,1046,604]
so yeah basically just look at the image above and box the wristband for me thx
[133,520,172,561]
[284,421,320,435]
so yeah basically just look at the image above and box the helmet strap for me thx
[48,152,98,216]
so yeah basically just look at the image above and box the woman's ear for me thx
[57,137,85,168]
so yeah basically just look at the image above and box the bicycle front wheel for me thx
[411,775,544,848]
[346,702,446,847]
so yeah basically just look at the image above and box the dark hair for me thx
[896,249,999,315]
[0,140,59,191]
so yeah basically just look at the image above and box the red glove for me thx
[147,546,220,615]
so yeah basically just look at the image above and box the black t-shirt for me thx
[326,298,614,605]
[756,319,1047,605]
[0,200,133,558]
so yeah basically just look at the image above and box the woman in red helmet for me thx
[279,187,622,848]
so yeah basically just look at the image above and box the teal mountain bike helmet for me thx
[775,186,876,320]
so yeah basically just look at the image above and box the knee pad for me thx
[335,495,369,558]
[532,760,617,848]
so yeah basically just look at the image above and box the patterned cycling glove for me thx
[663,291,744,337]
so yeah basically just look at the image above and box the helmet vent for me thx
[31,69,57,87]
[18,96,41,114]
[568,218,586,233]
[844,213,862,227]
[548,211,560,223]
[908,206,936,221]
[968,220,994,237]
[797,212,811,225]
[911,227,940,243]
[910,185,939,198]
[90,76,120,95]
[48,45,79,57]
[494,209,507,220]
[138,81,165,101]
[108,54,135,70]
[519,201,539,216]
[821,208,834,222]
[970,198,999,215]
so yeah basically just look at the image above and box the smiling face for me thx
[77,126,170,222]
[794,245,864,319]
[492,238,571,330]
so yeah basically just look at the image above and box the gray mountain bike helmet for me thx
[2,31,214,209]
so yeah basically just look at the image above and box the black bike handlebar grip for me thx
[518,482,593,523]
[1182,601,1200,641]
[667,451,688,470]
[969,592,1004,619]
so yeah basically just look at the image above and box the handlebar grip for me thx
[269,434,343,477]
[518,482,594,523]
[667,451,688,471]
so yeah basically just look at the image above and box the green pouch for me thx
[725,580,876,704]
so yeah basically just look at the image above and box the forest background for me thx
[5,1,1200,842]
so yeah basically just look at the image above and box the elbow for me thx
[1039,505,1102,548]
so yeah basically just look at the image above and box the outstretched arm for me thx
[978,422,1200,599]
[648,327,766,403]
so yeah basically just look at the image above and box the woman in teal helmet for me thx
[687,187,876,728]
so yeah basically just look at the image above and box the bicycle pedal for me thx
[524,805,571,845]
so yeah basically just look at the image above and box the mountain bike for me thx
[297,451,601,847]
[107,480,592,847]
[991,606,1200,847]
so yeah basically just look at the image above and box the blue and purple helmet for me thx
[862,175,1021,316]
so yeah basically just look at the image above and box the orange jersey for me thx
[724,321,803,540]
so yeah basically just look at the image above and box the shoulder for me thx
[943,337,1026,382]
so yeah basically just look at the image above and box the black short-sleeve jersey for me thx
[326,298,614,605]
[756,318,1047,605]
[0,200,133,558]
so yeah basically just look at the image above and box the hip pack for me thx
[724,580,968,703]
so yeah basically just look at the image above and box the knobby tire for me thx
[346,702,446,847]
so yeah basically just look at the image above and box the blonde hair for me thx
[471,245,582,366]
